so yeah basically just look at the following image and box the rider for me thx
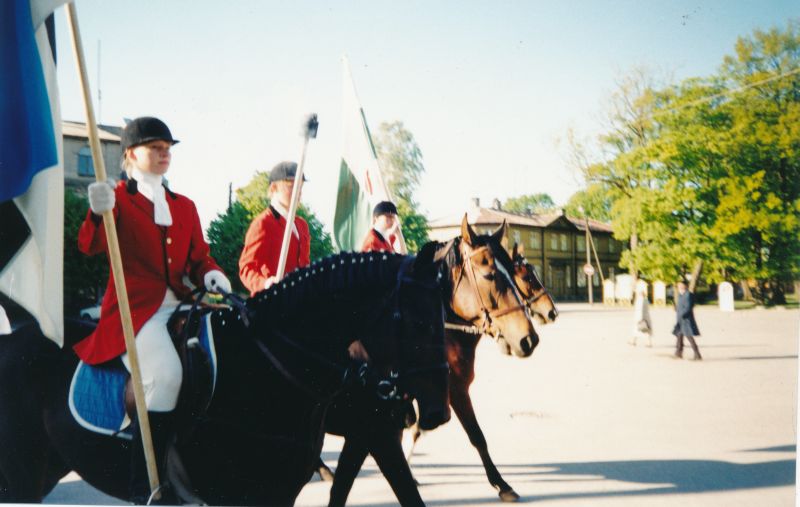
[74,116,232,504]
[361,201,400,253]
[238,161,311,296]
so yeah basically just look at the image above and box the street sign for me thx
[583,263,595,276]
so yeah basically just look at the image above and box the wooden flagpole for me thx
[65,3,161,500]
[275,114,318,280]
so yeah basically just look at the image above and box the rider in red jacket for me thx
[361,201,399,254]
[75,117,231,504]
[238,161,311,296]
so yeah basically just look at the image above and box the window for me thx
[609,239,617,253]
[512,230,521,246]
[549,233,558,251]
[529,231,541,249]
[577,236,586,252]
[560,233,568,251]
[577,267,587,287]
[77,146,94,177]
[566,265,572,288]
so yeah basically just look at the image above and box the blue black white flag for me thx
[0,0,67,344]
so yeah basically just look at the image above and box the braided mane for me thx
[245,251,408,321]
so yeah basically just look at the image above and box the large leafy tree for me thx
[503,193,556,214]
[207,171,335,294]
[572,22,800,303]
[564,184,613,222]
[373,121,430,253]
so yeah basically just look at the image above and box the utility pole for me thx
[580,206,594,305]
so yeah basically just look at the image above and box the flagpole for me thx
[343,57,408,254]
[275,114,318,280]
[65,3,161,500]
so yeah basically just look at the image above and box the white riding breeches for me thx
[121,289,182,412]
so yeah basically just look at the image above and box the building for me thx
[63,120,123,192]
[428,198,626,301]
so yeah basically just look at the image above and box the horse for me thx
[0,250,450,505]
[321,217,545,506]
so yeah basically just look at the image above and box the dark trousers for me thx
[675,333,701,358]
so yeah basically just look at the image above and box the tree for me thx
[64,188,108,313]
[503,193,556,214]
[207,172,335,294]
[373,121,430,252]
[564,184,613,222]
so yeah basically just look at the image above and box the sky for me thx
[53,1,800,233]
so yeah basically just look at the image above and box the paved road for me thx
[45,303,799,506]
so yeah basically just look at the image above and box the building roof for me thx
[429,206,614,234]
[62,120,122,142]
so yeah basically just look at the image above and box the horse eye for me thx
[481,257,489,266]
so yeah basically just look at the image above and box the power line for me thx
[651,66,800,120]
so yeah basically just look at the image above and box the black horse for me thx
[321,218,541,506]
[0,250,450,505]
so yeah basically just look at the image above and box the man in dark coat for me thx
[673,280,702,360]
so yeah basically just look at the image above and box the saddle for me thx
[69,304,219,439]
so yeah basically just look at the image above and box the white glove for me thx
[204,270,232,294]
[88,181,116,215]
[264,275,280,290]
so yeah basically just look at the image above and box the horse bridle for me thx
[449,242,528,337]
[513,258,552,307]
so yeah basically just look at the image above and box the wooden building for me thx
[428,199,626,301]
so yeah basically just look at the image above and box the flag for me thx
[0,0,66,344]
[332,57,392,252]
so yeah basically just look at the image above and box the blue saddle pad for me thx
[69,313,218,439]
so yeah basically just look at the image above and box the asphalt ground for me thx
[45,303,799,506]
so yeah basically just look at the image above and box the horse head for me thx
[445,215,539,358]
[511,242,558,324]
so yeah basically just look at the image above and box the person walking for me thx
[74,117,232,503]
[630,282,652,347]
[238,161,311,296]
[673,280,702,360]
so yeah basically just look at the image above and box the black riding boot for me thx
[130,411,176,505]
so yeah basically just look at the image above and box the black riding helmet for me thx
[121,117,179,150]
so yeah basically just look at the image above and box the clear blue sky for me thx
[54,1,800,232]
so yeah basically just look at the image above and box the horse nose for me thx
[518,334,538,356]
[548,308,558,322]
[420,409,451,430]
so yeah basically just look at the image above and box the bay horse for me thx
[0,250,450,505]
[321,217,545,506]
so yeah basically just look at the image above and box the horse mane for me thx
[245,251,408,321]
[430,233,516,292]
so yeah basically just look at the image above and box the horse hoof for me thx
[499,489,520,502]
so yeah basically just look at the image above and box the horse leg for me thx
[328,436,369,507]
[369,430,425,507]
[317,456,335,482]
[450,382,519,502]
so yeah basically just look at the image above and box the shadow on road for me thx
[401,454,796,505]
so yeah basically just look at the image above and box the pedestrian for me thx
[238,161,311,296]
[673,279,702,360]
[361,201,400,253]
[73,117,232,503]
[630,282,652,347]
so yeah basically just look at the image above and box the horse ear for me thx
[490,220,507,246]
[433,239,455,263]
[414,241,437,270]
[514,241,525,259]
[461,214,478,246]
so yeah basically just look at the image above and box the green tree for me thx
[564,184,613,222]
[207,173,335,294]
[374,121,430,252]
[64,188,108,313]
[503,193,556,214]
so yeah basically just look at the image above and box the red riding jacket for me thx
[238,206,311,296]
[73,180,221,365]
[361,228,396,253]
